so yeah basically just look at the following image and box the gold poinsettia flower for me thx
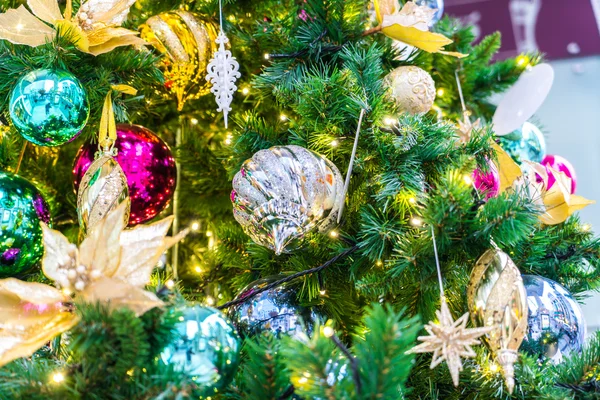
[0,0,144,55]
[493,143,594,225]
[372,0,466,58]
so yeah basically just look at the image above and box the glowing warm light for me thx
[408,197,416,204]
[383,117,396,126]
[437,88,445,97]
[16,23,23,31]
[319,289,326,295]
[206,296,215,306]
[329,230,339,238]
[582,223,592,232]
[191,222,200,231]
[279,114,287,121]
[126,369,134,377]
[62,288,72,296]
[323,326,335,338]
[228,15,236,22]
[190,118,199,125]
[298,377,308,384]
[264,53,270,60]
[410,217,423,227]
[516,55,529,66]
[165,280,175,289]
[376,260,383,267]
[224,137,232,145]
[52,373,64,383]
[206,230,213,237]
[489,363,499,373]
[241,87,250,95]
[331,139,339,147]
[194,266,202,273]
[463,174,474,185]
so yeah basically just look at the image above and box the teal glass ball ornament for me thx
[9,68,90,146]
[497,122,546,164]
[161,305,241,395]
[0,172,51,276]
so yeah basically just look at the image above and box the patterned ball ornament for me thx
[228,275,326,339]
[497,121,546,164]
[73,124,176,226]
[140,11,218,111]
[231,145,344,255]
[540,155,577,194]
[522,275,586,363]
[9,69,89,146]
[0,172,51,276]
[161,305,240,394]
[385,66,436,115]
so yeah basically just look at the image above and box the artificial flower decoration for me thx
[493,143,594,225]
[0,0,144,55]
[373,0,466,58]
[0,204,186,367]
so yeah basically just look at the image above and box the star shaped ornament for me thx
[409,297,492,386]
[456,116,481,144]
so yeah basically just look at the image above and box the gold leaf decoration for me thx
[27,0,63,24]
[0,6,55,46]
[492,142,523,193]
[0,279,78,367]
[79,277,163,316]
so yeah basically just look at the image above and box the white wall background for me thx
[535,56,600,333]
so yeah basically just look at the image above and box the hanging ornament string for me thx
[206,0,241,128]
[455,68,481,144]
[408,225,492,387]
[338,108,366,223]
[14,142,27,175]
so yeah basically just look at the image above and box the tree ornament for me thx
[231,145,344,255]
[0,204,187,368]
[140,11,218,111]
[497,121,546,164]
[228,275,326,339]
[9,68,89,147]
[409,227,491,386]
[206,0,241,128]
[373,0,465,57]
[521,275,585,364]
[161,304,240,394]
[0,0,144,55]
[467,248,529,394]
[0,172,51,276]
[385,66,436,115]
[540,155,577,194]
[73,124,177,226]
[414,0,444,25]
[493,64,554,136]
[473,159,500,200]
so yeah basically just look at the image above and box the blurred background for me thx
[446,0,600,332]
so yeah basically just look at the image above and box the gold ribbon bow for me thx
[373,0,466,58]
[0,0,144,55]
[0,204,187,367]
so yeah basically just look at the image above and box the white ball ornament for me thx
[385,66,436,115]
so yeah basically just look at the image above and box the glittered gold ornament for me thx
[409,297,492,386]
[140,11,218,110]
[385,66,436,115]
[77,152,130,236]
[467,248,529,393]
[0,0,144,55]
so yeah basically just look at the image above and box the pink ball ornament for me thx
[473,160,500,199]
[73,124,177,226]
[540,155,577,194]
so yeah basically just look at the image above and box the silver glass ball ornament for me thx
[228,275,326,339]
[497,121,546,164]
[522,275,586,363]
[161,304,241,394]
[414,0,444,25]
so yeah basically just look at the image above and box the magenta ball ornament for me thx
[541,155,577,194]
[73,124,177,226]
[473,159,500,200]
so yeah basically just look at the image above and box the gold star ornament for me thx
[408,297,492,386]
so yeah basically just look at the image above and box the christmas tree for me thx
[0,0,598,399]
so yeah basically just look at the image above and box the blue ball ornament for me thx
[522,275,586,363]
[414,0,444,25]
[9,69,90,147]
[161,305,240,395]
[497,121,546,164]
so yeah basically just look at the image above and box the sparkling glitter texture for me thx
[9,68,89,146]
[161,305,240,394]
[0,172,51,276]
[73,124,176,226]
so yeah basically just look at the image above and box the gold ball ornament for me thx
[139,11,218,111]
[385,65,436,115]
[467,248,528,394]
